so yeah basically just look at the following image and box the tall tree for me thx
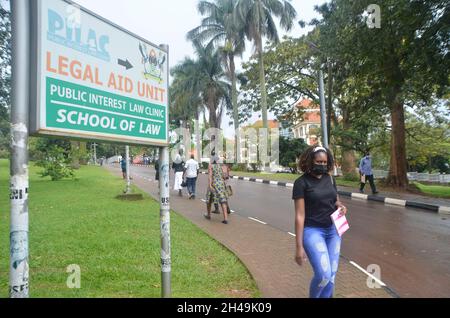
[235,0,297,129]
[187,0,246,161]
[313,0,449,188]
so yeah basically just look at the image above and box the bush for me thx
[36,145,75,181]
[343,172,359,182]
[231,164,247,172]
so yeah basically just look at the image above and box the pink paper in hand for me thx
[331,208,349,237]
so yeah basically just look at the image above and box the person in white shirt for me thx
[183,154,200,199]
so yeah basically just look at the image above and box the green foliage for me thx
[279,136,308,171]
[343,172,359,182]
[31,138,75,181]
[35,145,75,181]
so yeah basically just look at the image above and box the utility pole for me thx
[318,70,329,148]
[307,40,329,148]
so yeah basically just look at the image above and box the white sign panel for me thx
[30,0,169,146]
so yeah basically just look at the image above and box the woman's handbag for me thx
[226,185,233,196]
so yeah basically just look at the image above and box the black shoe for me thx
[359,190,364,194]
[373,191,379,195]
[192,195,196,200]
[222,220,228,224]
[212,210,220,214]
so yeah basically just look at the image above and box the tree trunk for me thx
[195,112,201,163]
[257,36,268,130]
[230,55,240,164]
[386,98,408,189]
[71,141,80,169]
[340,107,356,176]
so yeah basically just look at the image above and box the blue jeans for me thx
[186,177,197,195]
[303,224,342,298]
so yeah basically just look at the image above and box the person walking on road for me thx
[292,146,348,298]
[184,154,199,199]
[204,154,229,224]
[120,155,127,179]
[359,150,378,194]
[172,153,185,197]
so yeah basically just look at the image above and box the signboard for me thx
[30,0,169,146]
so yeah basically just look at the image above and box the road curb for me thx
[195,171,449,214]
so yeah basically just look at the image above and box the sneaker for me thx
[222,220,228,224]
[372,191,379,195]
[203,214,211,220]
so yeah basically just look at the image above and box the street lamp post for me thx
[307,41,329,149]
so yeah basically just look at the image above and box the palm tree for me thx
[235,0,297,129]
[171,41,231,159]
[187,0,246,161]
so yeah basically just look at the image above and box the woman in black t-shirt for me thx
[292,146,347,298]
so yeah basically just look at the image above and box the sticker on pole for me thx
[30,0,169,146]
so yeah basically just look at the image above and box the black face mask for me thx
[312,164,328,175]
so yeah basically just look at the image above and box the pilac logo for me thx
[47,7,110,62]
[139,42,166,84]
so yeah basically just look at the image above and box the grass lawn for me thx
[413,182,450,198]
[0,159,259,298]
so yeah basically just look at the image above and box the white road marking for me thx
[248,217,267,225]
[349,261,387,287]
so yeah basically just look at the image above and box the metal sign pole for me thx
[125,145,130,194]
[9,0,30,298]
[159,146,171,297]
[159,43,170,298]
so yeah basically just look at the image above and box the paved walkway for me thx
[106,165,395,298]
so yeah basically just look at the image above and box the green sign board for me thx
[30,0,169,146]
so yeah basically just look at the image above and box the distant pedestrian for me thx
[204,154,229,224]
[293,146,348,298]
[154,158,159,181]
[184,154,199,199]
[120,155,127,179]
[172,153,185,196]
[359,150,378,194]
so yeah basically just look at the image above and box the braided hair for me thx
[298,145,334,174]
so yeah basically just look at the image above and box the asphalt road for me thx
[128,165,450,298]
